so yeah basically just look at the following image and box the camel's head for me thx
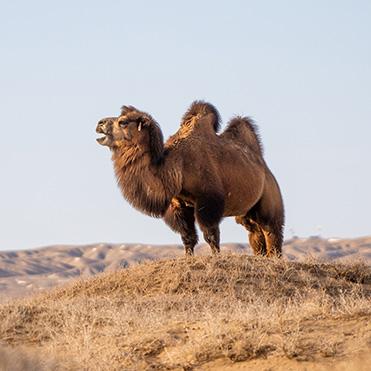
[96,106,154,150]
[96,106,164,162]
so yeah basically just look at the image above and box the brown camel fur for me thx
[96,101,284,256]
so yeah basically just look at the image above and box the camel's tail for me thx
[181,100,221,132]
[221,116,264,156]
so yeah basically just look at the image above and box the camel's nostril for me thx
[97,117,116,130]
[96,121,105,133]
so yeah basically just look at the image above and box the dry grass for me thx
[0,254,370,370]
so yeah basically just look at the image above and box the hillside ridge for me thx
[1,236,370,302]
[0,254,370,370]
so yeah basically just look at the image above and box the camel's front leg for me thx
[200,225,220,255]
[164,198,198,256]
[195,194,224,255]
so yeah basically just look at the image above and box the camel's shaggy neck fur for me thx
[111,132,182,218]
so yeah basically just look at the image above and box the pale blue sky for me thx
[1,1,370,250]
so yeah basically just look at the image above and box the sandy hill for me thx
[0,254,370,370]
[0,236,370,302]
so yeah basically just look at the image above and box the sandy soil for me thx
[0,254,369,370]
[0,236,370,302]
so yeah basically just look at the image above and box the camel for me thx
[96,101,284,257]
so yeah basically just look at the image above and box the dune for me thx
[0,236,370,302]
[0,255,370,370]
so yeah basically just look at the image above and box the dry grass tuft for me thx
[0,254,370,370]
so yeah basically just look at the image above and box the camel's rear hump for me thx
[221,117,263,156]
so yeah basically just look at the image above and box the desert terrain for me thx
[0,237,370,370]
[1,236,370,302]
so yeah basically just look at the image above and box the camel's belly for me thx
[179,157,265,217]
[178,186,262,217]
[222,189,261,216]
[221,166,265,216]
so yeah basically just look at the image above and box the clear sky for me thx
[1,1,370,251]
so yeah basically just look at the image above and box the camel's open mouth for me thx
[96,125,111,146]
[96,135,107,144]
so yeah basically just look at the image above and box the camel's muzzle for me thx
[96,118,114,146]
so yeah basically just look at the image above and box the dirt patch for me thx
[0,255,370,370]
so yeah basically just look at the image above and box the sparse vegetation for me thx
[0,255,370,370]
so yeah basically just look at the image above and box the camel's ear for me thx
[138,115,152,131]
[121,105,137,115]
[139,115,152,127]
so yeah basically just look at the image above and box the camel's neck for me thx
[112,146,181,217]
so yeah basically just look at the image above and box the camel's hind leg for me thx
[195,194,224,255]
[236,216,267,256]
[237,213,283,257]
[164,199,198,256]
[261,224,283,257]
[240,171,284,257]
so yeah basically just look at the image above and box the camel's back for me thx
[168,127,266,215]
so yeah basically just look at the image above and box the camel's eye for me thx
[119,120,128,127]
